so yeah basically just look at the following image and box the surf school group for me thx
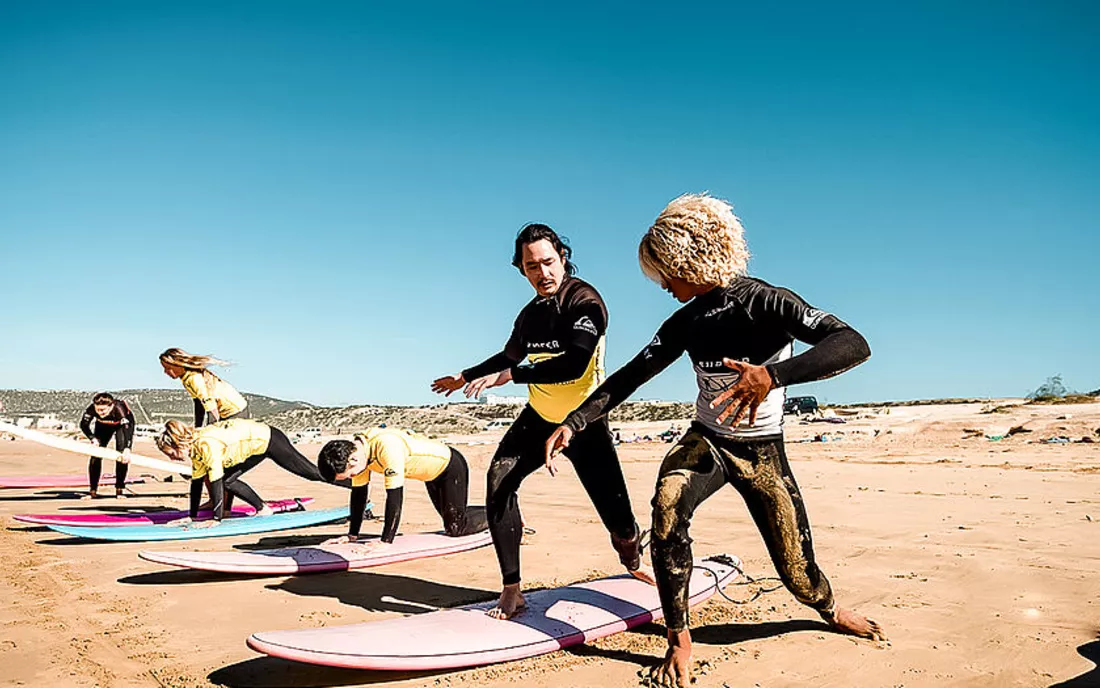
[14,193,886,687]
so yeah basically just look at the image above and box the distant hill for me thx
[0,389,313,424]
[0,390,694,436]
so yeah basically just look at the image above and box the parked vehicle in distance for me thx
[783,396,819,415]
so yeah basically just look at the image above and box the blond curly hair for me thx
[639,193,749,288]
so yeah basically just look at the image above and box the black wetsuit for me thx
[563,277,871,631]
[347,448,489,542]
[463,276,641,586]
[79,400,135,491]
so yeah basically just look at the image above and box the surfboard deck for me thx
[247,554,743,670]
[0,421,191,475]
[139,529,493,574]
[48,507,350,542]
[0,474,145,489]
[13,497,314,527]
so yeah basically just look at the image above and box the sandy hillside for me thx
[1,400,1098,687]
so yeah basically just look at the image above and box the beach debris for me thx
[1006,425,1031,436]
[1076,436,1095,444]
[962,428,984,438]
[1041,436,1071,444]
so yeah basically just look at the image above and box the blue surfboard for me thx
[48,506,354,542]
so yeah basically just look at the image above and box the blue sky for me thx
[1,2,1097,406]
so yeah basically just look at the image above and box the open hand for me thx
[708,358,774,427]
[431,374,465,396]
[544,426,574,477]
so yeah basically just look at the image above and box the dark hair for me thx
[511,223,576,275]
[317,439,356,483]
[93,392,115,405]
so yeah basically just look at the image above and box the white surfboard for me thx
[0,421,190,475]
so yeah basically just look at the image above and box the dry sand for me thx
[1,401,1098,687]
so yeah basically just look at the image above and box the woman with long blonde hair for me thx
[159,348,249,427]
[547,193,885,687]
[155,418,324,524]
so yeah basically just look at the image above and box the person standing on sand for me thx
[159,348,249,427]
[431,223,651,619]
[79,392,135,499]
[546,194,886,688]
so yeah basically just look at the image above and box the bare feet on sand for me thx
[645,628,692,687]
[486,583,526,620]
[825,606,887,641]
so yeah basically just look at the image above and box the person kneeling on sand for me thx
[547,193,886,688]
[156,419,327,526]
[317,428,488,548]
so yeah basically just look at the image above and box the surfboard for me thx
[247,554,743,670]
[47,507,350,542]
[138,529,493,574]
[13,497,314,527]
[0,421,191,475]
[0,474,145,489]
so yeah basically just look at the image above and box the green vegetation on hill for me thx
[0,389,312,424]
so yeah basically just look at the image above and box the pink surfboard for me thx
[0,474,145,489]
[139,530,493,574]
[247,554,742,670]
[13,497,314,527]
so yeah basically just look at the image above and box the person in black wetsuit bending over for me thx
[431,223,650,619]
[546,194,886,687]
[79,392,135,499]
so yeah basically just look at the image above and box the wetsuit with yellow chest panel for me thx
[181,370,249,427]
[187,418,323,519]
[460,275,641,587]
[345,428,489,541]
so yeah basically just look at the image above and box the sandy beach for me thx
[2,400,1098,687]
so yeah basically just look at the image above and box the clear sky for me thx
[1,1,1097,406]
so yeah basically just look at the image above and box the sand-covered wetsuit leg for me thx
[650,429,730,632]
[718,435,834,613]
[425,448,488,537]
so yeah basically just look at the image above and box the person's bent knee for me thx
[651,472,691,542]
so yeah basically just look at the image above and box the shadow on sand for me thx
[209,656,445,687]
[270,570,495,615]
[1050,638,1100,687]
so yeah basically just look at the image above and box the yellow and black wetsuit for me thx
[347,428,487,542]
[181,370,249,427]
[188,419,321,519]
[459,276,641,586]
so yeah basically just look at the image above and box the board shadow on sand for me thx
[1049,638,1100,687]
[232,533,340,550]
[209,655,445,687]
[120,569,269,585]
[270,570,496,615]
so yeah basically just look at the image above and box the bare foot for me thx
[629,562,657,586]
[255,506,275,517]
[81,492,97,500]
[645,628,692,687]
[486,584,526,620]
[826,607,887,641]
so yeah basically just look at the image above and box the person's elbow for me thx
[845,328,871,366]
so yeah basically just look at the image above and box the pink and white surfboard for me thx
[139,530,493,574]
[247,554,742,670]
[13,497,313,527]
[0,474,145,489]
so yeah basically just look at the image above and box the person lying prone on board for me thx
[155,419,329,527]
[317,428,489,548]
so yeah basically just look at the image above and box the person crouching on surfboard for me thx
[79,392,135,499]
[159,348,249,427]
[545,194,886,688]
[431,223,651,620]
[155,418,325,526]
[317,428,489,547]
